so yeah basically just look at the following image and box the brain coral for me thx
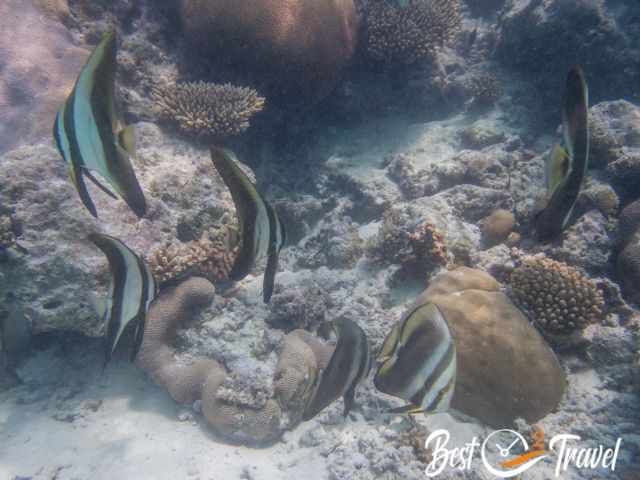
[509,256,604,335]
[366,0,462,65]
[421,268,566,428]
[178,0,358,102]
[152,81,265,140]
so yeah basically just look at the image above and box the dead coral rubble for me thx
[509,256,604,336]
[152,81,265,139]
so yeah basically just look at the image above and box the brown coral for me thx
[366,0,462,65]
[147,228,237,286]
[152,81,265,140]
[136,277,222,405]
[481,209,515,247]
[366,209,449,275]
[509,256,604,335]
[178,0,358,102]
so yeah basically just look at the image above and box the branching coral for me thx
[152,81,265,140]
[147,227,238,285]
[366,0,462,65]
[509,256,604,335]
[465,73,503,107]
[366,209,449,275]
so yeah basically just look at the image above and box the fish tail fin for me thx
[263,250,278,303]
[114,144,147,218]
[343,386,356,417]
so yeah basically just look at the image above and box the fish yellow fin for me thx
[385,403,425,415]
[546,144,571,194]
[117,125,136,158]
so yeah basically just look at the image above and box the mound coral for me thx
[178,0,358,102]
[366,0,462,65]
[481,209,515,247]
[420,268,566,427]
[152,81,265,140]
[147,228,238,286]
[366,209,449,275]
[509,256,604,336]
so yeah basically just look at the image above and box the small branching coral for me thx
[148,227,238,286]
[366,0,462,65]
[465,73,503,107]
[152,81,265,140]
[366,209,449,276]
[509,256,604,336]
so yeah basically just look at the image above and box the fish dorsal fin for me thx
[545,143,571,194]
[117,125,136,158]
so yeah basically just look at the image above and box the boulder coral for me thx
[509,256,604,336]
[418,268,566,428]
[178,0,358,102]
[481,209,515,247]
[152,81,265,140]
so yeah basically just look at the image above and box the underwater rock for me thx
[480,209,515,248]
[178,0,358,102]
[0,0,89,153]
[422,268,566,428]
[0,216,17,251]
[617,239,640,305]
[136,277,220,405]
[266,285,328,332]
[497,1,639,118]
[590,100,640,171]
[509,256,604,336]
[618,199,640,251]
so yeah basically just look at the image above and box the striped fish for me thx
[374,302,456,415]
[303,318,371,420]
[89,233,157,366]
[210,147,286,303]
[535,66,589,241]
[53,30,146,219]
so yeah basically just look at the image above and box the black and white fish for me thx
[53,30,146,219]
[374,302,456,415]
[535,66,589,241]
[89,233,157,366]
[303,318,371,420]
[210,147,286,303]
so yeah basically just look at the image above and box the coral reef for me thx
[480,209,515,247]
[618,199,640,250]
[152,82,265,140]
[463,72,503,107]
[0,215,16,250]
[420,268,566,427]
[178,0,358,101]
[0,0,89,153]
[366,0,462,65]
[147,228,238,286]
[366,208,449,276]
[509,256,604,336]
[617,241,640,305]
[136,277,221,405]
[266,285,328,332]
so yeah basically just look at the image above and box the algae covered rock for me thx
[422,268,566,428]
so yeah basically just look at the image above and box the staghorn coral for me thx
[136,277,222,405]
[509,256,604,336]
[366,209,449,275]
[366,0,462,65]
[148,227,238,286]
[178,0,358,102]
[152,81,265,140]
